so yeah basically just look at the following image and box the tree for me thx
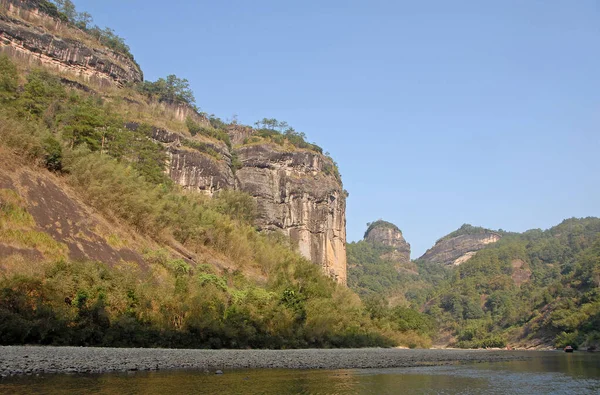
[0,55,18,102]
[137,75,196,107]
[53,0,77,22]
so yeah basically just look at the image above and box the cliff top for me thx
[364,220,401,239]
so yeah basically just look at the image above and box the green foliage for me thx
[437,224,495,243]
[0,255,396,348]
[211,190,257,224]
[181,138,221,160]
[18,69,66,119]
[424,218,600,349]
[138,75,196,107]
[347,240,403,296]
[0,55,19,102]
[250,118,324,154]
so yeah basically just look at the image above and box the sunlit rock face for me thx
[148,128,348,284]
[419,232,501,266]
[364,223,411,266]
[235,144,347,284]
[0,0,142,86]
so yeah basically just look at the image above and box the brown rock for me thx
[364,220,411,265]
[235,144,347,284]
[0,3,142,86]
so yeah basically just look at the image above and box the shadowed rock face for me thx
[418,232,501,266]
[0,2,142,86]
[364,224,411,265]
[150,128,235,195]
[235,144,347,284]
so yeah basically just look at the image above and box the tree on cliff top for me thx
[137,75,196,108]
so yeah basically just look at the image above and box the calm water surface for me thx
[1,351,599,394]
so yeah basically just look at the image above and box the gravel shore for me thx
[0,346,528,377]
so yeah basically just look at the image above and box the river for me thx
[1,351,599,394]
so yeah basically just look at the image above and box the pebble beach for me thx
[0,346,527,377]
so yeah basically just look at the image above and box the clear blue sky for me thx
[76,0,599,257]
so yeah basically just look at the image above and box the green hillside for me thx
[348,217,600,349]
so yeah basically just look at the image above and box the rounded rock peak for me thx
[364,220,409,249]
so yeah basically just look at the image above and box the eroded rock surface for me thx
[364,222,411,265]
[419,231,501,266]
[0,1,142,86]
[235,144,347,284]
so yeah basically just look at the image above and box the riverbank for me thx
[0,346,531,377]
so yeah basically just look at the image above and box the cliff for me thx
[364,220,411,266]
[418,224,501,265]
[0,0,142,86]
[235,143,347,284]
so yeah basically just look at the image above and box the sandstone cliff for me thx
[148,130,348,283]
[235,143,347,284]
[0,0,142,86]
[130,124,236,195]
[364,220,411,266]
[418,224,501,266]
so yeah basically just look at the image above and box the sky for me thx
[75,0,599,257]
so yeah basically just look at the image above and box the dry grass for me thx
[0,228,68,261]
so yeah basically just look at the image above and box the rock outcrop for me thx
[418,225,501,266]
[235,143,347,284]
[364,220,411,266]
[126,123,348,283]
[0,0,142,86]
[147,126,235,195]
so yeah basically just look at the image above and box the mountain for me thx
[349,218,600,350]
[0,0,347,284]
[0,0,394,349]
[348,220,423,298]
[417,224,502,266]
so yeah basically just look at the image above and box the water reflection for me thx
[1,351,599,394]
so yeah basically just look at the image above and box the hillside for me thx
[348,218,600,350]
[0,0,424,348]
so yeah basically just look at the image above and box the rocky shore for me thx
[0,346,528,377]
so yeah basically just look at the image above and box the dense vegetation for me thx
[426,218,600,349]
[348,218,600,350]
[0,54,425,348]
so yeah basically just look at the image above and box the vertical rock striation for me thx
[235,143,347,284]
[364,220,411,266]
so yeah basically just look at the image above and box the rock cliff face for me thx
[126,123,348,283]
[364,221,411,266]
[235,143,347,284]
[0,0,142,86]
[418,228,501,266]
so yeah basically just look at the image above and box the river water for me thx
[1,351,599,394]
